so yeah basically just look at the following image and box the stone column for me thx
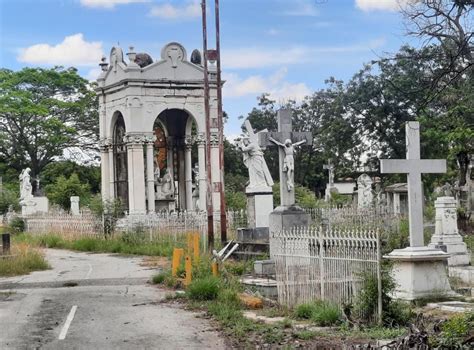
[184,136,193,210]
[428,196,470,266]
[393,192,401,215]
[125,133,147,214]
[145,135,156,214]
[178,142,186,211]
[197,133,207,211]
[99,139,110,201]
[108,144,115,199]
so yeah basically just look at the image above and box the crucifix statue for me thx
[323,160,335,187]
[380,121,446,247]
[259,109,312,207]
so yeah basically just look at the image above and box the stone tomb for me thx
[428,196,470,266]
[381,121,453,300]
[96,42,223,214]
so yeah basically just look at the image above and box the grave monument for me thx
[258,109,313,239]
[357,173,373,208]
[428,196,470,266]
[19,168,48,216]
[380,121,453,300]
[96,43,223,214]
[324,160,336,201]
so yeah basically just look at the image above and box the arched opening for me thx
[153,109,198,211]
[113,113,129,211]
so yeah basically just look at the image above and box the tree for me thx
[0,67,99,184]
[45,173,91,210]
[401,0,473,185]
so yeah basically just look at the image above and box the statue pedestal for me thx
[21,197,49,216]
[269,205,310,258]
[428,196,470,266]
[246,187,273,228]
[385,246,454,300]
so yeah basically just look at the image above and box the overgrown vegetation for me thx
[13,233,182,258]
[294,300,342,326]
[0,243,49,276]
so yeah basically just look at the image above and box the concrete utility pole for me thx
[214,0,228,244]
[201,0,214,249]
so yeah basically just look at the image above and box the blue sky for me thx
[0,0,413,137]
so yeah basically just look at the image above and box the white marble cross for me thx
[380,122,446,247]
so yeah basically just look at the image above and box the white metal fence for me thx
[270,226,381,322]
[24,212,102,238]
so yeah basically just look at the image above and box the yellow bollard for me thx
[185,255,192,286]
[172,248,184,277]
[193,232,200,261]
[211,262,218,277]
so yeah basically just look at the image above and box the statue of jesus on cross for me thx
[268,137,307,191]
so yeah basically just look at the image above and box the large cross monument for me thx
[259,109,313,238]
[380,121,453,300]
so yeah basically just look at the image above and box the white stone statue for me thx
[268,137,306,191]
[238,137,274,191]
[160,168,174,198]
[357,173,373,208]
[19,168,33,203]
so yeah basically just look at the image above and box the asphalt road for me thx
[0,249,225,350]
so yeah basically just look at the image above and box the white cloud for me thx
[80,0,149,9]
[355,0,406,12]
[222,39,386,69]
[86,67,103,81]
[223,67,311,102]
[280,0,319,16]
[149,0,200,20]
[18,33,104,67]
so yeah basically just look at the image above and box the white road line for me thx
[58,305,77,340]
[85,263,93,279]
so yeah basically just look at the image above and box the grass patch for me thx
[294,300,342,326]
[151,271,168,284]
[187,276,220,301]
[13,233,181,258]
[0,243,50,276]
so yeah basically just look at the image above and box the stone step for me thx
[449,266,474,286]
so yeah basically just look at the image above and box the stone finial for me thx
[99,56,109,71]
[127,46,137,64]
[190,49,202,65]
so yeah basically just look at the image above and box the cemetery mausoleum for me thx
[96,42,222,214]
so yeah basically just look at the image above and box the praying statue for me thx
[19,168,33,202]
[268,137,306,191]
[238,137,273,190]
[160,168,174,198]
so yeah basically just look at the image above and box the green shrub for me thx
[435,311,474,348]
[8,217,25,233]
[187,276,221,301]
[294,300,341,326]
[45,173,90,210]
[38,234,64,248]
[310,301,341,326]
[295,302,318,319]
[225,191,246,211]
[0,189,19,214]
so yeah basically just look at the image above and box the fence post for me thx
[2,233,10,255]
[318,227,325,300]
[376,230,382,325]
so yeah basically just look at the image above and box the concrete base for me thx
[449,266,474,286]
[237,227,269,244]
[240,276,278,298]
[385,246,454,300]
[269,205,310,236]
[254,259,275,277]
[21,197,49,216]
[155,199,175,212]
[246,189,273,228]
[428,238,470,266]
